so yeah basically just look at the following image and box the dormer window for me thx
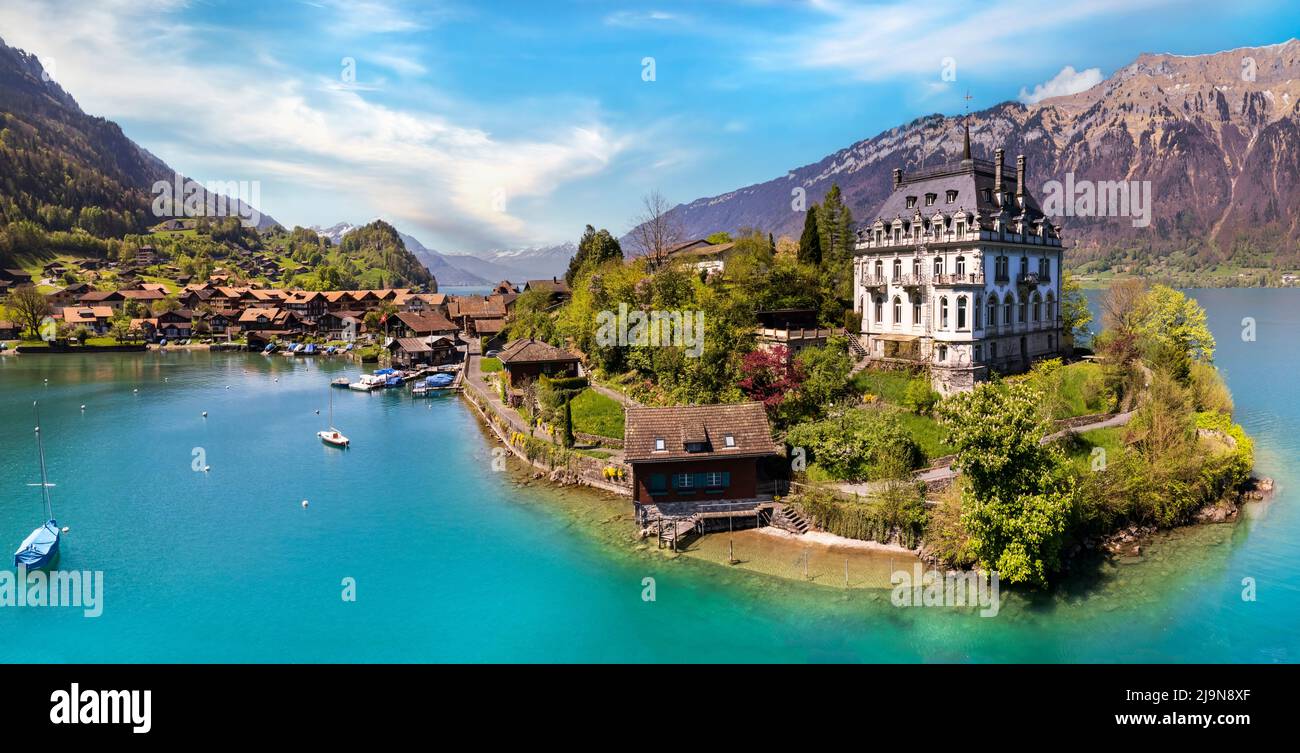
[685,442,708,453]
[654,438,665,452]
[724,434,735,448]
[925,193,936,206]
[981,188,993,203]
[905,196,917,209]
[946,190,958,203]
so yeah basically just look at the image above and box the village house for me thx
[155,309,196,340]
[388,311,459,339]
[386,335,459,368]
[316,310,364,340]
[238,307,303,333]
[521,277,572,305]
[624,402,781,517]
[853,128,1065,394]
[0,320,19,339]
[60,306,114,335]
[135,245,159,266]
[46,283,94,308]
[283,291,328,319]
[77,289,127,310]
[496,338,581,387]
[0,268,33,286]
[667,240,735,276]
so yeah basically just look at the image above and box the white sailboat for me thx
[14,401,60,570]
[317,387,350,448]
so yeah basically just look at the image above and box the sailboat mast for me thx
[33,401,52,520]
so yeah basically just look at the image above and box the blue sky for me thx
[2,0,1297,253]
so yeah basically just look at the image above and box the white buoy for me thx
[301,499,309,509]
[133,388,138,394]
[202,411,208,418]
[225,385,230,389]
[204,465,211,472]
[61,527,69,534]
[80,405,86,411]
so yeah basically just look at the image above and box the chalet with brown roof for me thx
[46,283,93,308]
[522,277,572,305]
[60,306,114,334]
[0,320,19,339]
[77,290,127,310]
[1,268,33,285]
[624,402,779,507]
[389,311,458,339]
[496,338,580,387]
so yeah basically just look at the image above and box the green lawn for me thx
[851,369,927,404]
[895,410,954,462]
[569,388,624,439]
[1020,361,1112,419]
[1065,426,1126,473]
[479,357,502,373]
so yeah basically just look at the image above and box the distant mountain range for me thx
[311,222,574,287]
[643,39,1300,276]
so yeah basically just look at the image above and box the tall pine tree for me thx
[798,204,822,265]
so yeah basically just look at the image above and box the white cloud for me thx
[769,0,1169,82]
[604,10,683,28]
[0,0,628,249]
[1018,65,1105,104]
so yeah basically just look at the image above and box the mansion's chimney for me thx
[892,168,902,188]
[994,148,1005,193]
[1015,154,1026,198]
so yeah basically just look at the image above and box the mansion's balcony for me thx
[860,274,888,289]
[932,272,985,287]
[1016,271,1051,287]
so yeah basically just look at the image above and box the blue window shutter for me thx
[694,472,706,489]
[721,471,730,487]
[670,474,679,489]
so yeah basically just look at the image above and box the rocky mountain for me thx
[651,39,1300,275]
[0,34,277,261]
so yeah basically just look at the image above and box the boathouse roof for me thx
[624,402,777,462]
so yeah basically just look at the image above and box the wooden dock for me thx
[640,499,777,551]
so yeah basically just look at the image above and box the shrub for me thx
[902,379,939,415]
[786,408,923,481]
[793,485,927,548]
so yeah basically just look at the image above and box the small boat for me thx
[427,372,455,388]
[348,374,384,391]
[14,402,60,571]
[317,387,349,447]
[263,343,277,354]
[331,377,351,388]
[302,343,317,355]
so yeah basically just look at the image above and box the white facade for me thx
[852,152,1065,394]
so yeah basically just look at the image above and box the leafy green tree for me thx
[705,231,733,244]
[937,382,1073,586]
[564,224,623,285]
[786,408,922,482]
[6,285,51,338]
[1134,284,1215,368]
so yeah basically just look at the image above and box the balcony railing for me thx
[932,272,984,286]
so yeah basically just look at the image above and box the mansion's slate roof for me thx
[624,403,777,463]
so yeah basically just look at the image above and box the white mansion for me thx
[852,129,1065,394]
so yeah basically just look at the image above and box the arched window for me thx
[874,296,884,324]
[892,259,902,281]
[987,296,997,327]
[1031,292,1041,322]
[955,256,966,276]
[957,296,968,330]
[892,296,902,324]
[940,296,949,329]
[912,258,923,279]
[1004,295,1013,326]
[974,294,982,329]
[1019,295,1028,323]
[874,260,883,280]
[1046,292,1056,322]
[912,298,921,325]
[933,257,944,277]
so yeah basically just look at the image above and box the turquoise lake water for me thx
[0,288,1296,662]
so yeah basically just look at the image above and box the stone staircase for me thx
[772,503,810,535]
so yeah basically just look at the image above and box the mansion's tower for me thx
[852,128,1065,394]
